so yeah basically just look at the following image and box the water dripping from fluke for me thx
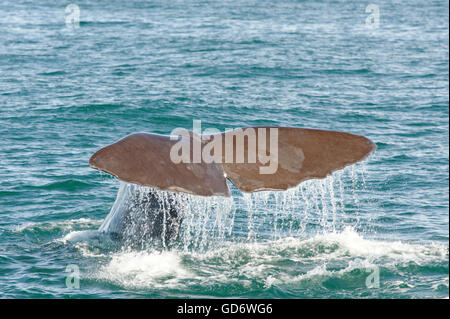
[98,164,370,253]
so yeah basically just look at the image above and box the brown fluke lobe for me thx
[219,127,376,193]
[89,133,230,197]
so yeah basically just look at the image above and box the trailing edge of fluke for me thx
[89,127,376,197]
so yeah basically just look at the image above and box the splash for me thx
[92,228,448,295]
[98,163,370,252]
[97,250,192,290]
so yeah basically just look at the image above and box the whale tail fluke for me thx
[89,127,376,196]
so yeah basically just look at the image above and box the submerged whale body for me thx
[90,126,376,242]
[99,183,182,244]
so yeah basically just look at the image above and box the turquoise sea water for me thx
[0,0,448,298]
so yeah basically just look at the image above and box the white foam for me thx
[310,227,448,263]
[62,230,99,243]
[96,250,192,289]
[91,228,447,291]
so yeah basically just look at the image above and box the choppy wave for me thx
[88,228,447,297]
[15,218,102,234]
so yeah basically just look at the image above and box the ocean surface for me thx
[0,0,448,299]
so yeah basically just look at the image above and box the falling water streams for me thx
[100,164,369,252]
